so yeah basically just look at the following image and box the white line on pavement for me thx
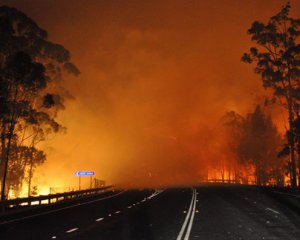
[184,189,197,240]
[147,189,165,199]
[66,228,78,233]
[0,190,126,225]
[265,208,280,214]
[176,189,195,240]
[95,217,104,222]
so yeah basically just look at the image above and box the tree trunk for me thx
[27,149,35,197]
[0,120,6,177]
[288,109,297,188]
[1,124,15,200]
[28,162,33,197]
[298,145,300,188]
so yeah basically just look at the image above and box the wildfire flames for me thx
[1,0,300,198]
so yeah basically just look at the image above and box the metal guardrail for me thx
[202,179,256,185]
[204,179,257,184]
[0,185,112,212]
[206,179,237,183]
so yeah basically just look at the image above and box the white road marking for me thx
[126,190,164,210]
[115,211,121,214]
[176,189,196,240]
[147,189,165,199]
[0,190,126,225]
[184,189,197,240]
[51,236,57,239]
[265,208,280,215]
[66,228,78,233]
[108,214,112,217]
[95,217,104,222]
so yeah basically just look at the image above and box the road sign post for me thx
[75,171,95,190]
[79,176,81,190]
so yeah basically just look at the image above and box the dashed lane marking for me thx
[0,190,126,225]
[58,189,165,238]
[66,228,78,233]
[266,208,280,215]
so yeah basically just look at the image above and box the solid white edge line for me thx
[66,228,78,233]
[184,189,197,240]
[176,189,195,240]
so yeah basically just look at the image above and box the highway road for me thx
[1,185,300,240]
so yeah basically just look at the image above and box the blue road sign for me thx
[75,171,95,176]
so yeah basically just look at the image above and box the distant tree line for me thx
[221,106,284,186]
[0,6,79,200]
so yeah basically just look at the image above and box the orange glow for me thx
[4,0,300,190]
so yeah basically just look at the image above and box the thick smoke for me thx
[2,0,300,189]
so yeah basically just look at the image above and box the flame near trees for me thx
[242,2,300,188]
[0,6,79,200]
[0,1,300,197]
[219,106,284,186]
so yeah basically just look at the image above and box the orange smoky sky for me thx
[2,0,300,189]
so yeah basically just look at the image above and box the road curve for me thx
[1,186,300,240]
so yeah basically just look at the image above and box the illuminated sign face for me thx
[75,171,95,176]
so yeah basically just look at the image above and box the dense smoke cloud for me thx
[2,0,300,189]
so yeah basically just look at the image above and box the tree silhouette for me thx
[242,2,300,188]
[222,110,245,183]
[0,6,79,200]
[223,106,283,186]
[241,106,283,185]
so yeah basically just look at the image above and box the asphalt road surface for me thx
[1,185,300,240]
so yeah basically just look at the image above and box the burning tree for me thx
[223,106,284,186]
[242,2,300,188]
[0,6,79,199]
